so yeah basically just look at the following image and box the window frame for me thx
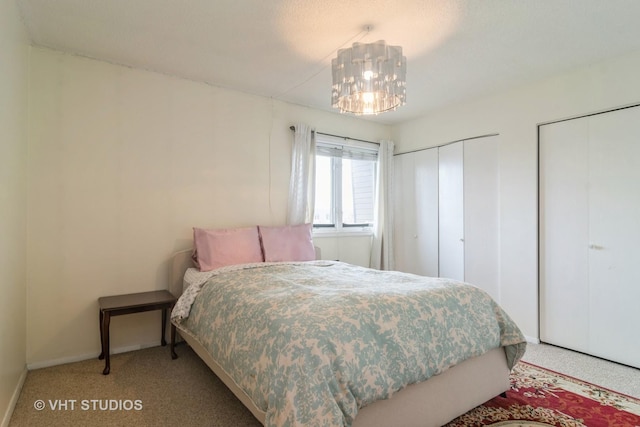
[313,134,378,235]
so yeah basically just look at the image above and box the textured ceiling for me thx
[16,0,640,125]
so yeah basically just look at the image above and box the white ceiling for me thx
[16,0,640,125]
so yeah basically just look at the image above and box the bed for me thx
[169,225,526,427]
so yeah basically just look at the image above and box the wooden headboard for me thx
[169,249,193,298]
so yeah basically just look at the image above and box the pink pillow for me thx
[193,226,264,271]
[258,224,316,262]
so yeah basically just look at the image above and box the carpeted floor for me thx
[9,344,262,427]
[9,343,640,426]
[521,343,640,398]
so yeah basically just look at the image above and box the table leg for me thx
[161,308,167,346]
[98,309,105,360]
[171,323,178,360]
[101,311,111,375]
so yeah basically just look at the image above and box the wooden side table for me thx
[98,290,177,375]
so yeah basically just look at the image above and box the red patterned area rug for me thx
[445,361,640,427]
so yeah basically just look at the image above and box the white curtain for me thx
[370,140,395,270]
[286,124,316,225]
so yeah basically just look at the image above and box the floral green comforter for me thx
[171,261,526,427]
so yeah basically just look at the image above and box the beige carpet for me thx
[9,344,262,427]
[522,342,640,398]
[10,343,640,426]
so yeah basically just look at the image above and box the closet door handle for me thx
[589,243,604,250]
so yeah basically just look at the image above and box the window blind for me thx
[315,134,379,161]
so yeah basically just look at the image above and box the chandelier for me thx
[331,40,406,115]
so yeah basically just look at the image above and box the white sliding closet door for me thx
[464,136,500,300]
[587,107,640,367]
[394,136,500,291]
[438,141,464,281]
[539,119,590,354]
[393,149,439,276]
[394,153,417,274]
[540,106,640,368]
[414,149,440,277]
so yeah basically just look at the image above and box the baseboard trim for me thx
[1,366,27,427]
[525,335,540,344]
[26,340,162,370]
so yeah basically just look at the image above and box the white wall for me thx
[0,0,29,424]
[24,16,640,372]
[26,47,390,367]
[313,233,373,266]
[392,49,640,340]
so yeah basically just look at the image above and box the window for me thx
[313,134,378,232]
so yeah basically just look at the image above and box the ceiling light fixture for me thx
[331,39,406,115]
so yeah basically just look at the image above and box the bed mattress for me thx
[172,260,525,427]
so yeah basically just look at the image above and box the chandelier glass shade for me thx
[331,40,406,115]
